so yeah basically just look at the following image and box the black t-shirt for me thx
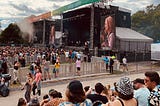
[87,94,108,104]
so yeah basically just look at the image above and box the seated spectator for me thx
[17,98,27,106]
[84,86,91,95]
[44,89,64,106]
[133,78,150,106]
[144,71,160,106]
[87,82,108,105]
[40,94,49,106]
[102,77,138,106]
[59,80,92,106]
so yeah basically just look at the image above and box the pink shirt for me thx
[35,72,42,83]
[76,60,81,68]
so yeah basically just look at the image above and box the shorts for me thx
[44,67,49,72]
[123,64,127,66]
[77,67,80,71]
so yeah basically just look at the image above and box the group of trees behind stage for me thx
[132,4,160,43]
[0,23,29,45]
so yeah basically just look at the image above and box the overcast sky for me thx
[0,0,159,30]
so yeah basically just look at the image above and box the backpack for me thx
[110,58,114,65]
[0,84,10,97]
[30,65,34,70]
[93,100,103,106]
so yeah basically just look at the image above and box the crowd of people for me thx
[17,71,160,106]
[0,46,85,83]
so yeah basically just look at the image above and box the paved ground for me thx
[1,70,160,106]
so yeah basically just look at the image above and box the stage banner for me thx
[51,0,101,16]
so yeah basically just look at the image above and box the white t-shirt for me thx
[122,58,127,64]
[65,51,69,58]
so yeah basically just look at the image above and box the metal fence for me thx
[8,60,160,83]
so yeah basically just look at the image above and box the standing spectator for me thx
[29,62,36,77]
[76,58,81,76]
[59,80,92,106]
[87,53,91,62]
[102,77,138,106]
[0,55,4,74]
[21,73,33,103]
[54,61,60,78]
[33,67,42,96]
[87,82,108,105]
[109,57,114,74]
[133,78,150,106]
[65,50,69,62]
[42,58,51,80]
[13,61,20,84]
[103,56,109,71]
[76,51,81,60]
[51,52,56,65]
[44,89,64,106]
[122,56,128,72]
[144,71,160,106]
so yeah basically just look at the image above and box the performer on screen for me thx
[101,16,115,50]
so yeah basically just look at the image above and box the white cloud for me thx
[0,0,159,30]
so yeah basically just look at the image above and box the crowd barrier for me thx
[8,62,107,82]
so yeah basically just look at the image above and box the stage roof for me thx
[116,27,153,42]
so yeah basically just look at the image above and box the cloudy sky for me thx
[0,0,159,30]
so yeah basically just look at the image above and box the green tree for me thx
[0,23,28,44]
[132,4,160,42]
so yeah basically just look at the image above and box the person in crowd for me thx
[109,57,114,74]
[59,80,92,106]
[21,73,33,103]
[122,56,128,72]
[44,89,64,106]
[42,57,51,80]
[28,97,40,106]
[101,84,113,102]
[30,62,36,77]
[17,98,27,106]
[33,66,42,96]
[40,94,50,106]
[54,61,60,78]
[87,82,108,105]
[84,86,90,95]
[51,52,57,65]
[102,77,138,106]
[65,50,69,62]
[144,71,160,106]
[103,56,109,71]
[76,58,81,76]
[13,61,20,84]
[133,78,150,106]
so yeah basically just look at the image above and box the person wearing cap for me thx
[59,80,92,106]
[133,78,150,106]
[102,77,138,106]
[144,71,160,106]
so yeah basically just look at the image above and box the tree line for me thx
[132,4,160,43]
